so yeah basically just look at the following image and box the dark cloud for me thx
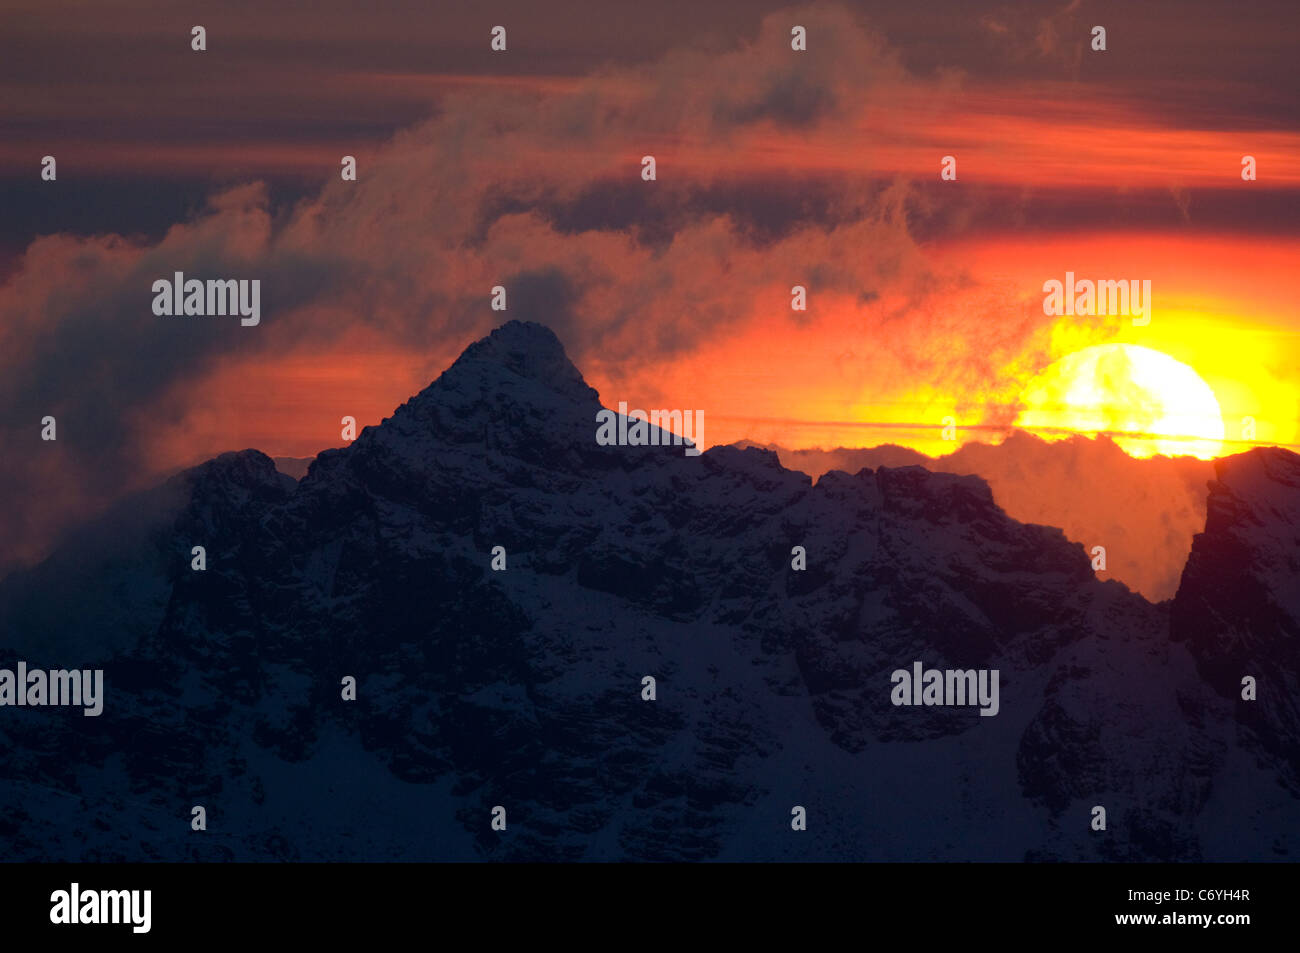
[505,268,583,334]
[714,68,839,127]
[483,176,882,249]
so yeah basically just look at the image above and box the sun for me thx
[1014,343,1225,459]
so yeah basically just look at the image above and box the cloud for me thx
[0,2,1226,574]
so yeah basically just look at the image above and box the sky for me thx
[2,0,1299,574]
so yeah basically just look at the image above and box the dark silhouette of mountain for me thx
[1172,448,1300,818]
[0,321,1295,861]
[745,435,1215,602]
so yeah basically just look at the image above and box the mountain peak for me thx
[444,320,595,403]
[334,321,605,475]
[1213,445,1300,493]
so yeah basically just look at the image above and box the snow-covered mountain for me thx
[0,321,1295,861]
[1171,447,1300,853]
[743,434,1215,603]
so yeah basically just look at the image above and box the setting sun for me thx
[1014,343,1226,459]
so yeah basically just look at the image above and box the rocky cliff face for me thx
[0,321,1295,861]
[1171,449,1300,826]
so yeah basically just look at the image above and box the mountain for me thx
[747,435,1215,602]
[1171,447,1300,853]
[0,320,1295,861]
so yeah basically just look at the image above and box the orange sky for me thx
[152,231,1300,468]
[112,56,1295,469]
[125,63,1300,469]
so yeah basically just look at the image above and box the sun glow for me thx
[1015,343,1225,459]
